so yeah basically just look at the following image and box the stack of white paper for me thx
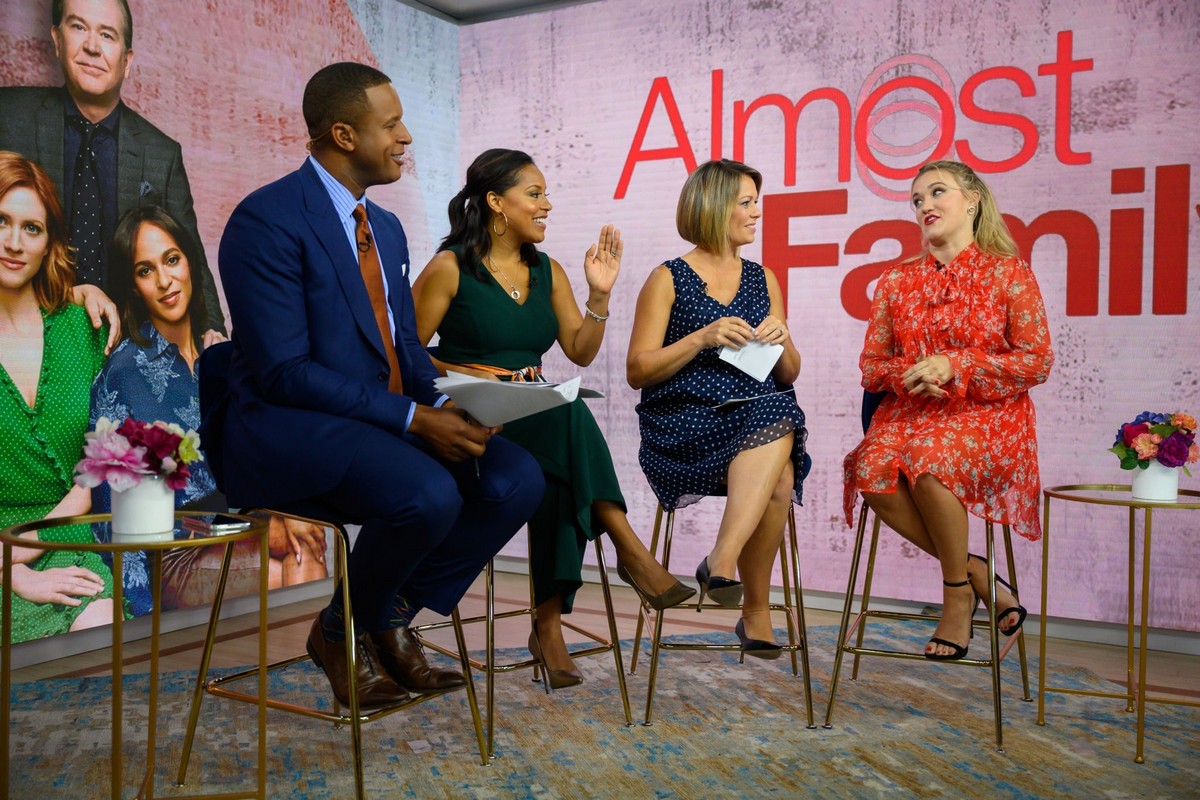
[718,340,784,382]
[434,372,604,427]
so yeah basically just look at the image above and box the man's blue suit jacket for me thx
[215,160,442,507]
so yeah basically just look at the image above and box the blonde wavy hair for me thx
[913,160,1017,259]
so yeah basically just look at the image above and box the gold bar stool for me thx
[627,502,816,727]
[414,533,634,760]
[176,508,488,800]
[821,499,1032,751]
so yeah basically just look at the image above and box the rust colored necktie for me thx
[352,204,404,394]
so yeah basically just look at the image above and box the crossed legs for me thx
[707,433,794,643]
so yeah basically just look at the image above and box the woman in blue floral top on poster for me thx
[90,207,327,615]
[88,206,220,614]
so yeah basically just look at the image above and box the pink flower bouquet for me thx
[1110,411,1198,477]
[75,416,204,492]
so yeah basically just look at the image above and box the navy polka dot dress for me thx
[637,257,808,510]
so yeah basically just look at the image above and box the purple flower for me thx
[1157,431,1191,468]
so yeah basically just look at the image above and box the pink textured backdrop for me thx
[460,0,1200,631]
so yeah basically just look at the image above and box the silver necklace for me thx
[486,254,522,300]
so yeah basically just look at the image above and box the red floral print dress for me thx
[843,243,1054,540]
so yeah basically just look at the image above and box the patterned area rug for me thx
[7,621,1198,799]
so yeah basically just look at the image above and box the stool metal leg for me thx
[822,498,871,728]
[177,540,237,785]
[642,509,676,725]
[851,515,883,680]
[985,523,1005,753]
[783,508,816,728]
[451,607,489,766]
[627,504,664,675]
[594,542,634,726]
[1001,525,1032,701]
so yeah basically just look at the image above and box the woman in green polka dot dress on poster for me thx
[0,151,117,643]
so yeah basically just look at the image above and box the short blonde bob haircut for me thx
[676,159,762,254]
[0,150,75,311]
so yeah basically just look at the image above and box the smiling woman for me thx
[86,205,215,614]
[0,150,117,643]
[412,148,695,688]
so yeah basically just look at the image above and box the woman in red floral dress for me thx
[843,160,1054,660]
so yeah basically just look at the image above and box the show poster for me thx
[1,0,1196,643]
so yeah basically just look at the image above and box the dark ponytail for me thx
[439,148,540,281]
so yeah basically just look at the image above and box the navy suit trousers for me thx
[314,426,544,627]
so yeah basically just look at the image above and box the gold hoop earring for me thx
[967,207,976,215]
[492,213,509,236]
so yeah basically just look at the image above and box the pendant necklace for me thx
[486,254,522,300]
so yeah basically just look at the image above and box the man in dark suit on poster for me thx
[212,62,544,706]
[0,0,226,341]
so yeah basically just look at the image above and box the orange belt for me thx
[454,362,545,383]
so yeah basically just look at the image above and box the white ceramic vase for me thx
[1130,460,1180,503]
[110,474,175,536]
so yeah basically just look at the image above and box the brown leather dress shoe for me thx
[305,618,410,708]
[369,626,467,695]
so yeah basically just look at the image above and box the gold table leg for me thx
[113,550,124,800]
[2,544,12,800]
[1037,497,1050,727]
[1135,508,1153,764]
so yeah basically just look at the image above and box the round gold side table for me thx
[1,511,270,799]
[1036,484,1200,763]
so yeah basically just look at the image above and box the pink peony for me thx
[1189,442,1199,465]
[74,419,153,492]
[1132,433,1159,461]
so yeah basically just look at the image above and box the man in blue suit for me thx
[215,62,544,707]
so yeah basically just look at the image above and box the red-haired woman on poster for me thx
[0,150,116,642]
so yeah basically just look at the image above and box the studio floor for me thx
[12,570,1199,698]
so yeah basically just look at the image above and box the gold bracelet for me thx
[584,302,609,322]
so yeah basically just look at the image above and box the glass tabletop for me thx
[1043,483,1200,510]
[0,510,268,552]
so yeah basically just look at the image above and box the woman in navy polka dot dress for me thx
[627,159,807,653]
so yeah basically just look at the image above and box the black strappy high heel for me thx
[925,579,975,661]
[968,553,1028,636]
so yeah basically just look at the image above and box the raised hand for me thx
[582,224,622,295]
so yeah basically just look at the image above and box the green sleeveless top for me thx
[436,245,559,371]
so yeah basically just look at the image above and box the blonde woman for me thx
[843,160,1054,660]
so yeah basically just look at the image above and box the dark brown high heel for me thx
[527,629,583,691]
[616,562,696,610]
